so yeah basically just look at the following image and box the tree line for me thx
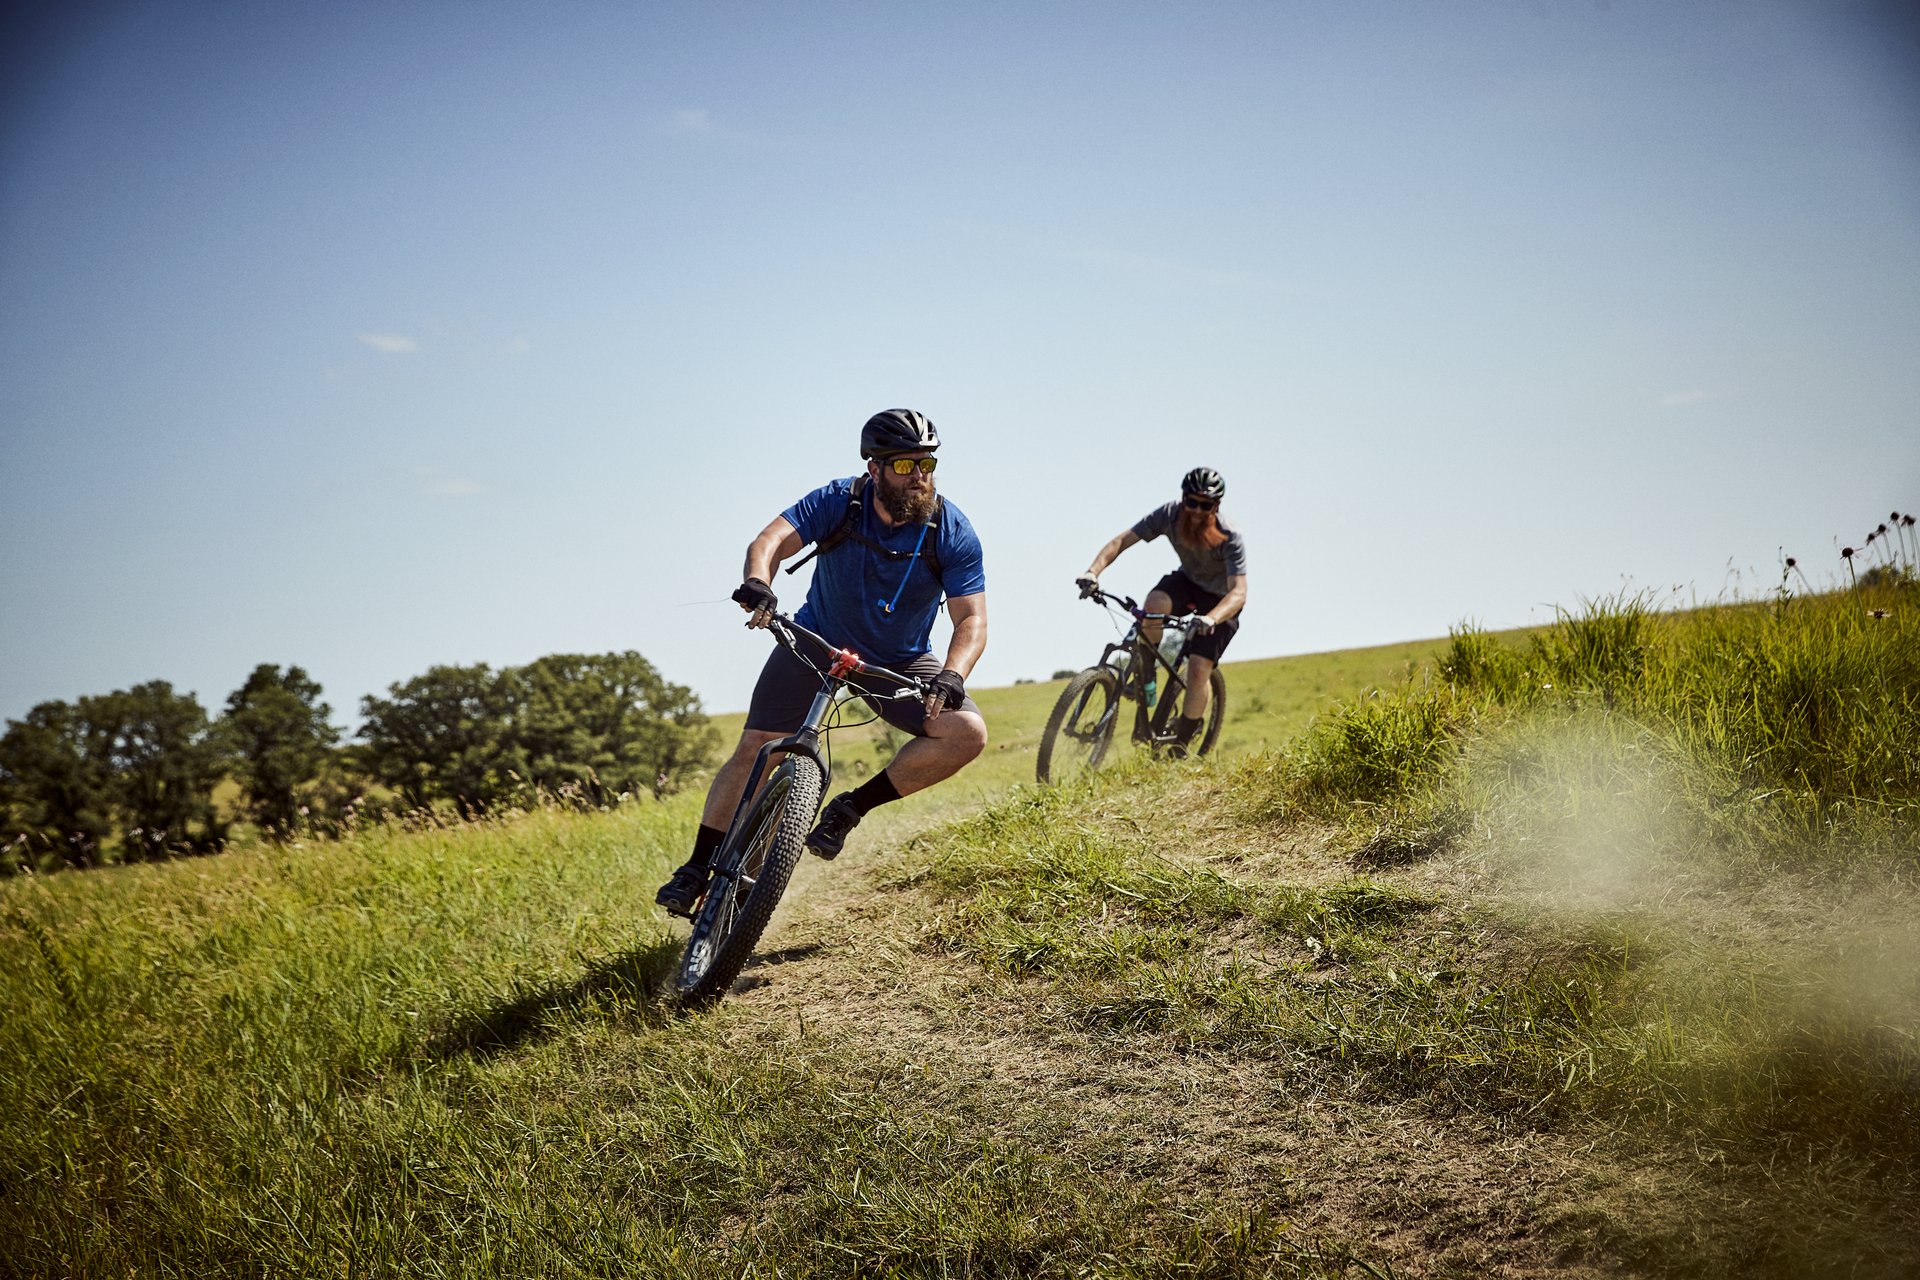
[0,652,715,875]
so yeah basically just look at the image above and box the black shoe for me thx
[1168,716,1203,760]
[655,863,711,918]
[805,794,862,860]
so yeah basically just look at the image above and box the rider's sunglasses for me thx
[884,455,938,476]
[1183,495,1218,511]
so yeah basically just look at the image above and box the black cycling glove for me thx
[732,578,777,614]
[1075,575,1099,599]
[927,668,967,710]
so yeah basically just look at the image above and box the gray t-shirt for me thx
[1131,502,1249,595]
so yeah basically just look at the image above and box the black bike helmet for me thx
[861,408,940,458]
[1181,466,1226,500]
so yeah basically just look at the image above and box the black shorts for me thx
[744,642,983,736]
[1150,571,1241,664]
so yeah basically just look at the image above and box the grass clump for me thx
[1232,682,1474,834]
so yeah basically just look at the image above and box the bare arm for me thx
[1206,573,1248,626]
[743,515,804,583]
[1082,529,1141,580]
[736,516,805,627]
[926,591,988,720]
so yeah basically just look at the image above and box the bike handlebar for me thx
[1079,585,1198,627]
[766,612,928,698]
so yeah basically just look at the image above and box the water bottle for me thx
[1158,625,1185,667]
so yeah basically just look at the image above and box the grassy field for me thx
[3,589,1915,1277]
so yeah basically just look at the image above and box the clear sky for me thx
[3,0,1917,730]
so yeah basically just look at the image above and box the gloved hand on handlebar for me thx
[926,668,967,711]
[731,577,777,626]
[1075,574,1099,599]
[1188,614,1215,636]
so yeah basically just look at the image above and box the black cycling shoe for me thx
[654,863,711,918]
[805,794,863,860]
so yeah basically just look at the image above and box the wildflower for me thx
[1906,515,1916,528]
[1785,556,1796,568]
[1868,609,1890,620]
[1843,547,1855,558]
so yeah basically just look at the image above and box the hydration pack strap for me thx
[784,474,943,579]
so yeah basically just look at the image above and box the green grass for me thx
[5,587,1917,1277]
[0,797,1408,1278]
[0,637,1445,1277]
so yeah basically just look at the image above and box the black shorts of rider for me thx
[1151,570,1240,664]
[744,642,982,736]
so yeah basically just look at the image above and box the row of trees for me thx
[0,653,714,874]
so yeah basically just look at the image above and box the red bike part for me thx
[827,649,865,680]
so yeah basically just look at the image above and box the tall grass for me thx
[1453,585,1917,812]
[1236,579,1912,859]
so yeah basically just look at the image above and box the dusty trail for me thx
[706,813,1624,1279]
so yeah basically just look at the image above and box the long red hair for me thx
[1177,506,1229,550]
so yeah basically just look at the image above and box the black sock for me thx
[1176,715,1205,743]
[686,823,726,870]
[845,770,903,816]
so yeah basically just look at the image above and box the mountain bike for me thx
[672,612,926,1008]
[1036,585,1226,785]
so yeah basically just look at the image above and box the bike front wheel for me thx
[1037,666,1121,784]
[673,755,822,1007]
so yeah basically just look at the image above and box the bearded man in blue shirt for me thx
[657,409,989,916]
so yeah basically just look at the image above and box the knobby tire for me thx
[1037,666,1120,784]
[673,756,822,1007]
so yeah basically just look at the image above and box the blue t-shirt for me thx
[782,477,986,668]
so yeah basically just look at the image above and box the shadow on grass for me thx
[428,940,683,1061]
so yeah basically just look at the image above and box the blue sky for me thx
[3,0,1917,729]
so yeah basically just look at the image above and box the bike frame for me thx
[675,612,929,1005]
[1084,587,1199,745]
[716,614,924,860]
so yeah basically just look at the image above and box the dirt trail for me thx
[713,822,1623,1279]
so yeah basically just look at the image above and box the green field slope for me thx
[4,593,1914,1278]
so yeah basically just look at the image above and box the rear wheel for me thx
[1191,666,1227,757]
[673,756,822,1007]
[1037,666,1121,784]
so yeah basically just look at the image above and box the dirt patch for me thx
[710,835,1623,1277]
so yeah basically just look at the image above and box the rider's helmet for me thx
[1181,466,1226,500]
[861,409,940,458]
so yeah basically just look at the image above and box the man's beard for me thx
[879,474,938,524]
[1178,507,1227,548]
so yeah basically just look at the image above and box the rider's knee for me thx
[943,711,989,760]
[730,728,783,762]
